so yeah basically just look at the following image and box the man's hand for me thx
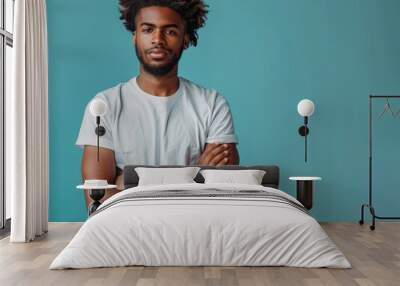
[197,143,240,166]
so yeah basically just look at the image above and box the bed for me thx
[50,165,351,269]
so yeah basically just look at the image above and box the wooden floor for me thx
[0,222,399,286]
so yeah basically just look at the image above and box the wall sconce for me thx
[297,99,315,162]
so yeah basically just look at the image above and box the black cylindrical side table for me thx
[87,189,106,215]
[77,181,117,216]
[289,177,322,210]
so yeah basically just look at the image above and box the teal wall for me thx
[47,0,400,222]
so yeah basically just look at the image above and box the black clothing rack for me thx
[360,95,400,230]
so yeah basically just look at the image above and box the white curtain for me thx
[7,0,49,242]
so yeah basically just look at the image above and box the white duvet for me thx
[50,183,351,269]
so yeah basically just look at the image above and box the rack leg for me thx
[360,202,400,231]
[359,204,366,225]
[369,206,376,231]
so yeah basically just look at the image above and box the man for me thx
[76,0,240,208]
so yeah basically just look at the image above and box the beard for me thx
[135,44,184,76]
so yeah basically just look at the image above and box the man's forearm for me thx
[229,146,240,165]
[227,143,239,165]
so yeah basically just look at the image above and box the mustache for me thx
[147,47,171,54]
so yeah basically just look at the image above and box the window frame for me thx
[0,0,13,232]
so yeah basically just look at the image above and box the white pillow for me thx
[135,167,201,186]
[200,169,266,185]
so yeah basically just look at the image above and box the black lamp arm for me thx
[298,117,309,137]
[94,116,106,162]
[298,116,310,162]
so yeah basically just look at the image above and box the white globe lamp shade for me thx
[89,98,108,117]
[297,99,315,117]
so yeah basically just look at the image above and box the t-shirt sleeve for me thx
[206,93,239,144]
[75,94,114,150]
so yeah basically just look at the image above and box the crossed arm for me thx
[81,143,239,209]
[197,143,239,166]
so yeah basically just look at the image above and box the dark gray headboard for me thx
[123,165,279,189]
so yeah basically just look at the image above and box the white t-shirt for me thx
[76,76,239,169]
